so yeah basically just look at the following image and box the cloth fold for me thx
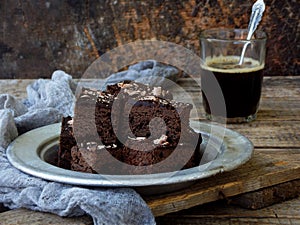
[0,69,159,225]
[104,60,179,88]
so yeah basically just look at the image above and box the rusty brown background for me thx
[0,0,299,79]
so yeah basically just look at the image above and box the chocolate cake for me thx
[57,116,76,169]
[58,81,202,175]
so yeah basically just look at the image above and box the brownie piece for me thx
[71,142,124,175]
[71,145,96,174]
[72,88,100,142]
[73,87,120,145]
[115,82,186,145]
[58,81,202,175]
[116,82,173,100]
[70,132,201,175]
[119,96,193,147]
[120,132,202,174]
[73,82,173,146]
[58,116,76,169]
[94,91,121,145]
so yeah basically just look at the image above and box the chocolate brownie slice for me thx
[58,81,202,174]
[120,132,202,174]
[58,116,76,169]
[71,142,124,174]
[119,96,193,147]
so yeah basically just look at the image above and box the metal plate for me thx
[7,121,253,195]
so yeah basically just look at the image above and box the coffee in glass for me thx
[200,29,267,123]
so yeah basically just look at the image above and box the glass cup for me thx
[200,28,267,123]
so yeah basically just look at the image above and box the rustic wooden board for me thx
[228,121,300,148]
[230,179,300,209]
[0,208,93,225]
[2,191,300,225]
[156,196,300,224]
[145,149,300,216]
[5,135,299,219]
[0,76,299,224]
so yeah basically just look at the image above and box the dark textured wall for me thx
[0,0,299,78]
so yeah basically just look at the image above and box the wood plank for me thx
[157,218,300,225]
[1,76,299,99]
[2,196,299,225]
[156,197,300,224]
[2,197,300,225]
[2,149,299,222]
[3,196,299,225]
[257,99,300,121]
[1,77,299,223]
[230,179,300,209]
[170,196,300,218]
[227,121,300,148]
[176,76,300,99]
[176,76,300,122]
[1,78,299,125]
[262,76,300,98]
[0,79,34,99]
[0,209,93,225]
[144,150,300,216]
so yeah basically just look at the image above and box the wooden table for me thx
[0,76,299,224]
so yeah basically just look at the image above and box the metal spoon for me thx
[238,0,265,65]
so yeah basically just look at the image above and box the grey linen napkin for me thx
[104,60,179,88]
[0,69,158,224]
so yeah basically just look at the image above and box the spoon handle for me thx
[238,42,251,65]
[238,0,265,65]
[248,0,265,37]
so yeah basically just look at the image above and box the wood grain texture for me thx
[0,208,93,225]
[230,179,300,209]
[145,150,300,216]
[156,196,300,224]
[0,76,299,224]
[3,196,300,225]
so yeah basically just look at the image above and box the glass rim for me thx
[200,28,267,41]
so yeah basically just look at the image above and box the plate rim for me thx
[6,121,253,187]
